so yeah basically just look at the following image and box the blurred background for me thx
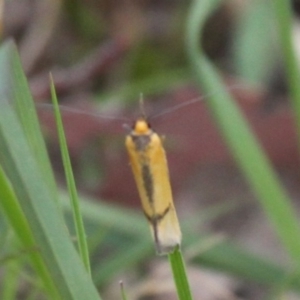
[3,0,300,299]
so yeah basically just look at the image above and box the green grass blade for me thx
[0,41,58,199]
[272,0,300,147]
[0,165,59,298]
[186,0,300,268]
[168,247,193,300]
[120,281,128,300]
[50,75,91,275]
[233,0,276,84]
[2,262,20,300]
[0,41,101,299]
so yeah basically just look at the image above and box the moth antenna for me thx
[151,83,249,120]
[139,93,147,119]
[37,103,129,121]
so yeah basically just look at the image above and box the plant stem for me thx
[168,247,193,300]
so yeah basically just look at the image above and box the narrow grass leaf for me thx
[272,0,300,148]
[2,262,20,300]
[0,40,58,200]
[120,281,128,300]
[0,166,59,298]
[233,0,276,84]
[186,0,300,269]
[0,41,101,299]
[50,74,91,275]
[168,247,193,300]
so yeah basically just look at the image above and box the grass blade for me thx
[0,41,101,299]
[168,247,193,300]
[0,165,59,298]
[233,0,276,84]
[273,0,300,147]
[49,74,91,275]
[2,41,58,199]
[186,0,300,269]
[120,281,128,300]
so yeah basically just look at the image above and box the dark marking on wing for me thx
[141,163,153,203]
[143,204,171,224]
[144,204,172,251]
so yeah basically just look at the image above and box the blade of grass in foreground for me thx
[168,247,193,300]
[1,261,20,300]
[50,74,91,275]
[0,41,101,299]
[0,165,59,298]
[186,0,300,269]
[2,41,58,201]
[273,0,300,149]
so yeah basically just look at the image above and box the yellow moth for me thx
[42,86,242,254]
[125,116,182,255]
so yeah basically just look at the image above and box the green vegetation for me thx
[1,0,300,299]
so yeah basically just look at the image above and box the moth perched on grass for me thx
[40,87,243,255]
[125,112,182,255]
